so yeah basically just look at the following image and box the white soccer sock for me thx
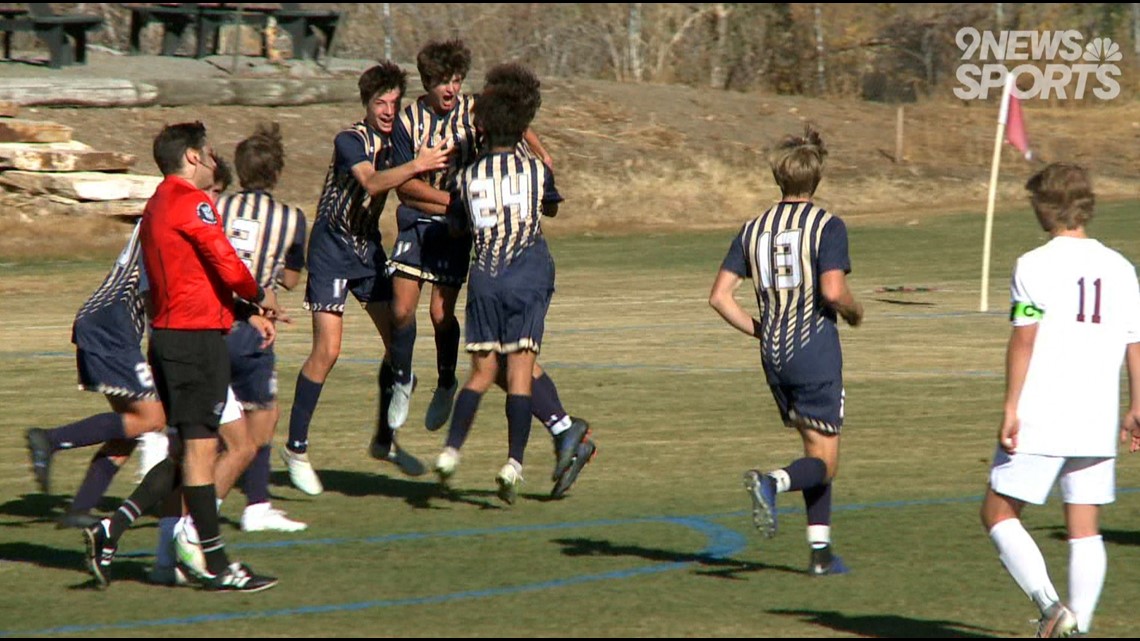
[769,469,791,493]
[989,518,1060,614]
[548,415,572,436]
[154,516,178,568]
[807,524,831,549]
[1068,535,1106,633]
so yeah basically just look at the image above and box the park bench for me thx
[0,4,104,69]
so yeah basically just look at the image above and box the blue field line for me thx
[2,516,744,638]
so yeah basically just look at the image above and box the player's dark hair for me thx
[359,61,407,106]
[769,125,827,198]
[212,154,233,193]
[153,121,208,176]
[416,39,472,90]
[235,122,284,191]
[476,63,541,149]
[1026,162,1095,231]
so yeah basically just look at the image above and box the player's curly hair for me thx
[475,63,541,149]
[358,61,407,106]
[769,125,828,198]
[416,39,472,91]
[1026,163,1095,231]
[235,122,284,191]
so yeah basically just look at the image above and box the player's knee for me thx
[309,342,341,374]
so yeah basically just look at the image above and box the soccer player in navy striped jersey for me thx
[281,61,451,495]
[432,63,562,504]
[387,40,553,434]
[215,123,308,532]
[25,220,167,527]
[709,127,863,576]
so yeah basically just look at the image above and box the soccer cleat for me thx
[26,428,53,494]
[424,380,459,431]
[207,562,279,592]
[1035,602,1079,638]
[743,469,778,538]
[147,564,189,587]
[807,545,850,576]
[369,438,427,477]
[174,521,207,580]
[496,461,523,505]
[551,439,597,499]
[279,446,324,495]
[241,503,308,533]
[551,417,590,482]
[56,510,100,530]
[387,373,417,429]
[136,431,170,483]
[83,518,116,589]
[434,447,460,487]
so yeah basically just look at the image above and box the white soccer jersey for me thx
[1010,236,1140,457]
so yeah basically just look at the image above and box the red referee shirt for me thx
[141,175,261,330]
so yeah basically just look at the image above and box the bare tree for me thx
[710,4,731,89]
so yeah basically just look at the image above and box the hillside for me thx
[1,72,1138,259]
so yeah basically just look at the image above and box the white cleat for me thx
[387,374,416,429]
[495,460,523,505]
[434,447,460,486]
[173,520,207,580]
[424,381,458,431]
[241,503,308,533]
[279,446,324,496]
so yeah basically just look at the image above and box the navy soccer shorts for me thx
[388,204,472,287]
[768,379,845,435]
[226,320,277,410]
[76,347,158,401]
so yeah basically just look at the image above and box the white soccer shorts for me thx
[989,446,1115,505]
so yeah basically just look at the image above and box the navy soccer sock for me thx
[287,373,323,453]
[506,394,533,464]
[47,413,126,451]
[373,361,396,450]
[782,457,828,492]
[70,454,122,513]
[435,317,460,389]
[390,321,417,386]
[530,373,569,429]
[445,388,483,450]
[242,445,272,506]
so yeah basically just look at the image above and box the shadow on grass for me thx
[767,609,1001,638]
[552,537,802,579]
[0,541,151,589]
[1044,525,1140,547]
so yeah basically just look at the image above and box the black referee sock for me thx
[184,484,229,576]
[108,457,177,542]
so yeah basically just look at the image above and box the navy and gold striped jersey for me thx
[314,121,392,263]
[450,152,562,275]
[392,94,479,195]
[216,190,307,290]
[71,221,147,354]
[721,201,851,384]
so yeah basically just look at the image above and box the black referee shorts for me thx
[148,329,230,439]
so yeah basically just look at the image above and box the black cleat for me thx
[551,417,590,482]
[807,545,850,576]
[26,428,53,494]
[551,439,596,499]
[204,562,279,592]
[83,518,116,589]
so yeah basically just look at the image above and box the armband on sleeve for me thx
[1010,301,1044,322]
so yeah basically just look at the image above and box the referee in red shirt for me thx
[84,122,279,592]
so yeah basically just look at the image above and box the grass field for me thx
[3,203,1140,637]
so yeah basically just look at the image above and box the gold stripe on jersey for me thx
[399,94,479,193]
[217,191,304,290]
[316,121,390,260]
[457,152,548,275]
[387,261,466,287]
[742,201,835,371]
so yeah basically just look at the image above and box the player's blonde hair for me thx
[769,126,827,199]
[1026,163,1095,231]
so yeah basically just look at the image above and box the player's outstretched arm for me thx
[709,269,761,339]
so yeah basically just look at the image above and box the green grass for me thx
[3,203,1140,637]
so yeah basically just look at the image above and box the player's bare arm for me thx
[1121,341,1140,452]
[820,269,863,327]
[709,269,761,339]
[351,140,451,198]
[278,267,301,292]
[396,175,450,214]
[1000,323,1037,453]
[524,127,553,168]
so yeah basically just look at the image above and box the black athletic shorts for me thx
[148,328,230,439]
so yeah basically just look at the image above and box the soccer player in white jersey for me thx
[980,163,1140,638]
